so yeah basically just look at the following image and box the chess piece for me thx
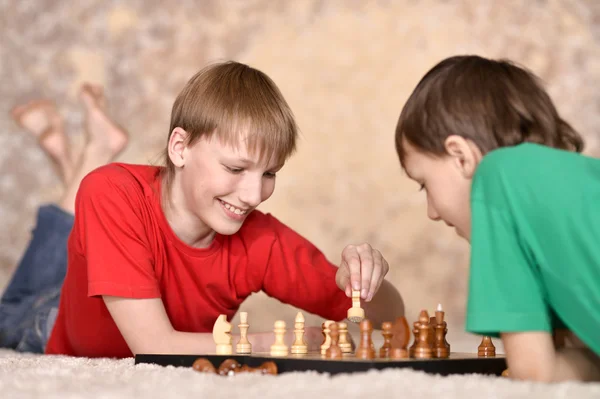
[379,321,392,358]
[337,322,353,354]
[325,323,343,359]
[347,290,365,323]
[240,361,278,375]
[270,320,289,356]
[291,312,308,354]
[390,316,410,359]
[478,336,496,357]
[408,317,420,357]
[217,358,244,376]
[192,358,217,373]
[236,311,252,354]
[320,320,334,355]
[413,310,433,359]
[433,304,450,358]
[501,368,510,378]
[356,319,375,359]
[213,314,233,355]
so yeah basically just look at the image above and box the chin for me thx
[213,222,244,236]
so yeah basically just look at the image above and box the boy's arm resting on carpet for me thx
[502,331,600,382]
[103,296,216,354]
[102,296,319,354]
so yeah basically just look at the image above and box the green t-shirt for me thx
[466,143,600,355]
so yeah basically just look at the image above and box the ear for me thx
[167,127,189,168]
[444,135,483,178]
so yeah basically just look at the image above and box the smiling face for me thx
[165,128,283,245]
[401,136,481,241]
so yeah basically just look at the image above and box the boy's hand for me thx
[335,243,389,302]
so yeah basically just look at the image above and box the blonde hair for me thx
[163,61,298,189]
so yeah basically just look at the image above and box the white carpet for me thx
[1,349,599,399]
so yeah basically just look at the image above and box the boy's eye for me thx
[264,172,277,178]
[226,166,244,174]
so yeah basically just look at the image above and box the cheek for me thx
[261,179,276,200]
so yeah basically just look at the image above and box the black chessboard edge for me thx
[135,354,507,376]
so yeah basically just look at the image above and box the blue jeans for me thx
[0,205,73,353]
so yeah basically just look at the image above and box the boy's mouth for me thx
[218,199,248,215]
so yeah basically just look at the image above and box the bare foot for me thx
[79,83,128,160]
[10,99,73,184]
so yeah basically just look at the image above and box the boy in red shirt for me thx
[1,61,403,357]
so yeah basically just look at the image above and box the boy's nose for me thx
[239,181,262,208]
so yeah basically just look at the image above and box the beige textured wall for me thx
[1,0,599,351]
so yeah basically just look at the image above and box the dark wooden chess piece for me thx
[356,319,375,359]
[379,321,392,358]
[478,336,496,357]
[192,358,217,373]
[326,322,343,359]
[390,316,410,359]
[433,306,450,358]
[217,359,244,375]
[413,310,433,359]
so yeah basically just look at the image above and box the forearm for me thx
[552,348,600,382]
[362,279,404,329]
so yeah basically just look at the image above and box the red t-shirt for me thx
[45,163,350,358]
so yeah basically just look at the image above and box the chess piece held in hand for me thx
[347,290,365,323]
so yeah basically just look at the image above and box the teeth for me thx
[222,201,246,215]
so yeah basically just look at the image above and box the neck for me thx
[161,174,216,248]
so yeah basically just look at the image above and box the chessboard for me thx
[134,351,507,376]
[135,300,507,377]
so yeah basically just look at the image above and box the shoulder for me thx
[472,144,574,202]
[235,210,303,245]
[79,163,161,198]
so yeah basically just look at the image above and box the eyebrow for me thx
[227,157,283,171]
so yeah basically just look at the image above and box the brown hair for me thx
[162,61,298,189]
[395,55,584,165]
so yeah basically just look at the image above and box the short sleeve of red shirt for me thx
[74,166,160,299]
[256,214,351,321]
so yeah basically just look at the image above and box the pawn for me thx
[379,321,393,358]
[337,322,352,354]
[325,323,343,359]
[390,316,410,359]
[408,319,419,357]
[413,310,433,359]
[356,319,375,359]
[270,320,289,356]
[478,336,496,357]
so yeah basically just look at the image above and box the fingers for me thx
[342,245,362,293]
[342,243,389,301]
[358,245,374,300]
[368,254,389,301]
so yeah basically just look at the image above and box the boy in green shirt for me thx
[395,55,600,382]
